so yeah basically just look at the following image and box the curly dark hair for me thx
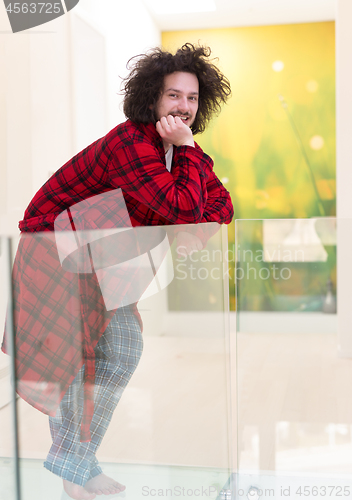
[122,43,231,135]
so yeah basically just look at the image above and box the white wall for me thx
[336,0,352,357]
[0,0,161,236]
[0,12,72,235]
[89,0,161,129]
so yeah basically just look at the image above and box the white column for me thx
[336,0,352,356]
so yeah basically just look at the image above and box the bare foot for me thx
[63,479,96,500]
[85,474,126,495]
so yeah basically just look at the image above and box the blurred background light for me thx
[272,60,285,72]
[306,79,319,93]
[309,135,325,150]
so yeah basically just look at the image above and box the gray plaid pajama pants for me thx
[43,305,143,486]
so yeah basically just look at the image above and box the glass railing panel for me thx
[3,219,232,500]
[0,236,18,500]
[235,218,352,498]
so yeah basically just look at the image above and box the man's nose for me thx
[178,96,190,113]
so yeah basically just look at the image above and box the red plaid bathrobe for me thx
[2,120,233,440]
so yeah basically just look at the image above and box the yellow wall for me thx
[162,23,335,234]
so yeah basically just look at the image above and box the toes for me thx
[114,482,125,492]
[84,475,125,496]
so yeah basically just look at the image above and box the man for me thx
[3,43,233,499]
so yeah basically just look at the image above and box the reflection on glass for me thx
[236,218,336,314]
[0,237,17,500]
[0,222,231,500]
[235,219,352,499]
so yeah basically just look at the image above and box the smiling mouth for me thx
[171,114,191,122]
